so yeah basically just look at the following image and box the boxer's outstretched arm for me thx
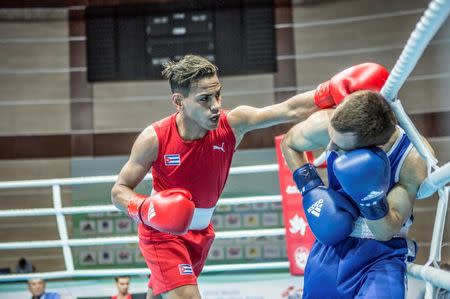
[228,62,389,142]
[227,90,318,141]
[280,109,333,172]
[111,125,158,212]
[365,148,428,241]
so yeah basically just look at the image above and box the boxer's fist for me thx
[314,63,389,108]
[293,164,358,245]
[302,185,359,245]
[333,148,390,220]
[128,188,195,235]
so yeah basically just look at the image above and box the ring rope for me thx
[417,162,450,199]
[407,262,450,291]
[52,184,74,272]
[0,164,279,189]
[0,228,286,251]
[0,195,282,218]
[378,0,450,296]
[0,262,290,283]
[381,0,450,167]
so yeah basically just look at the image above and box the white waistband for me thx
[189,207,215,230]
[350,217,409,239]
[350,217,417,261]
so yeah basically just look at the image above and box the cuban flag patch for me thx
[178,264,193,275]
[164,154,180,166]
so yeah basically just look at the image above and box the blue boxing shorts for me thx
[302,237,415,298]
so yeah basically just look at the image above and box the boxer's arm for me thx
[228,62,389,141]
[281,109,333,172]
[285,110,359,245]
[365,148,428,241]
[111,125,158,213]
[227,90,318,141]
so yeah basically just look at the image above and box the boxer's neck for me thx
[379,127,400,153]
[176,112,208,141]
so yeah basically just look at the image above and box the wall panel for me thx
[0,43,69,70]
[0,73,70,102]
[292,0,428,21]
[294,14,423,55]
[0,104,71,134]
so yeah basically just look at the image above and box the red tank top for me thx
[151,110,236,209]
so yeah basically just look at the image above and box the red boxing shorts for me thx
[138,223,215,295]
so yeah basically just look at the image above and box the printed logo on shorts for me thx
[178,264,193,275]
[307,199,323,217]
[164,154,180,166]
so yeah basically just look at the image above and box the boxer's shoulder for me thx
[130,125,159,164]
[136,125,158,146]
[398,147,428,193]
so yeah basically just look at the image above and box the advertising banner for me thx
[274,136,315,276]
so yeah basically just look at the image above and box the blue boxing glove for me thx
[293,163,359,245]
[333,147,390,220]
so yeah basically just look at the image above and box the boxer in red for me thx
[111,55,388,299]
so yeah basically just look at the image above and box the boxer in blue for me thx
[281,90,433,298]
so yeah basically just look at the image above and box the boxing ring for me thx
[0,0,450,298]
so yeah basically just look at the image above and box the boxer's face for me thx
[178,74,222,130]
[327,123,359,152]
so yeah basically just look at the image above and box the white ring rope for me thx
[0,195,282,218]
[0,228,286,250]
[0,164,278,189]
[407,263,450,291]
[0,262,290,283]
[378,0,450,296]
[52,184,74,272]
[381,0,450,167]
[417,162,450,199]
[427,187,450,263]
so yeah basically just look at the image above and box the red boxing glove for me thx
[127,188,195,235]
[314,62,389,108]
